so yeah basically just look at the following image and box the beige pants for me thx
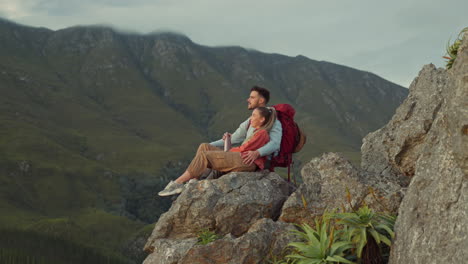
[187,143,257,178]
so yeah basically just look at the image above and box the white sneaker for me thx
[158,181,184,196]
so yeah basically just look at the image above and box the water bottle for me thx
[224,133,231,152]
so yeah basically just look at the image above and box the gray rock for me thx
[144,172,293,253]
[280,153,402,224]
[178,218,296,264]
[389,33,468,264]
[361,63,449,181]
[143,238,197,264]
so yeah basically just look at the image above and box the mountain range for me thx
[0,18,408,263]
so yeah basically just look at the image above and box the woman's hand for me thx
[242,150,260,165]
[222,132,231,140]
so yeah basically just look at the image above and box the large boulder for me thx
[280,153,402,224]
[389,33,468,264]
[143,219,294,264]
[143,172,294,264]
[179,218,295,264]
[361,64,448,181]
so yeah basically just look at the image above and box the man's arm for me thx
[257,119,282,157]
[210,118,250,147]
[242,119,282,165]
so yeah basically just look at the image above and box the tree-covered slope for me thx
[0,18,408,262]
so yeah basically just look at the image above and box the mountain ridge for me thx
[0,18,408,263]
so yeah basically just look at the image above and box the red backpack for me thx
[270,104,306,181]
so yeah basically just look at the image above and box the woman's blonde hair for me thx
[255,106,276,132]
[241,106,277,145]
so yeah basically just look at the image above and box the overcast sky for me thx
[1,0,467,87]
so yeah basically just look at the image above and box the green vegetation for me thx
[287,218,355,264]
[273,207,396,264]
[196,228,221,245]
[332,206,395,263]
[444,27,468,69]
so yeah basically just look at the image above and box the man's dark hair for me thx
[250,86,270,104]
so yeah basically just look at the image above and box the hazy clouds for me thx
[1,0,467,87]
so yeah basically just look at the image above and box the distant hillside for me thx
[0,18,408,263]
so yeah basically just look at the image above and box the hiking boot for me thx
[158,181,184,196]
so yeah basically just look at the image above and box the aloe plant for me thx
[286,217,355,264]
[332,206,395,264]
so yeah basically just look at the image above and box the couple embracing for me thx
[159,86,282,197]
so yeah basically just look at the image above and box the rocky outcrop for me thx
[143,172,295,264]
[178,219,294,264]
[273,33,467,263]
[280,153,402,224]
[143,152,407,264]
[143,33,467,264]
[361,64,448,180]
[388,33,468,264]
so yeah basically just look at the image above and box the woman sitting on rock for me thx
[158,106,276,196]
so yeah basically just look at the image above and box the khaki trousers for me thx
[187,143,257,178]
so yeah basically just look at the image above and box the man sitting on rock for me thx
[210,86,282,165]
[158,86,282,196]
